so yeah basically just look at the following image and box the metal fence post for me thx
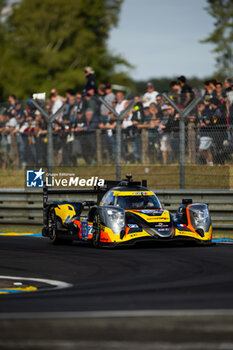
[96,129,102,164]
[187,121,196,163]
[30,100,67,185]
[115,117,121,181]
[162,93,202,189]
[180,113,185,188]
[47,122,53,177]
[141,129,149,164]
[98,97,136,181]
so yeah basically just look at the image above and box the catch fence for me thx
[0,90,233,189]
[1,124,232,166]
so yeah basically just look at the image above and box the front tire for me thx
[92,214,101,248]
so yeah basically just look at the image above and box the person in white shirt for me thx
[100,84,116,117]
[115,91,127,115]
[5,114,17,144]
[143,82,159,108]
[3,114,18,166]
[50,89,63,121]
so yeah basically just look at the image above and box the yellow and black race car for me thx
[42,176,212,247]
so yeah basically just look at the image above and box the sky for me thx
[108,0,216,80]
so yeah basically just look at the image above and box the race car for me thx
[42,175,213,247]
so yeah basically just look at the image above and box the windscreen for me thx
[116,195,162,210]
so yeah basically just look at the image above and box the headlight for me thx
[189,204,211,234]
[193,208,209,226]
[106,209,125,235]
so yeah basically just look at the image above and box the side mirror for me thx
[182,198,192,205]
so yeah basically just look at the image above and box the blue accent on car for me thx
[82,221,88,239]
[0,289,22,293]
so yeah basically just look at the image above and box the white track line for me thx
[0,275,72,291]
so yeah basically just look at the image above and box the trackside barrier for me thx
[0,188,232,234]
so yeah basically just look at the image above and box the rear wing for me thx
[43,176,148,207]
[43,186,104,207]
[42,186,105,230]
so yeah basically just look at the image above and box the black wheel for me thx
[92,214,101,248]
[48,209,73,245]
[48,209,60,244]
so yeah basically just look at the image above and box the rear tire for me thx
[48,209,73,245]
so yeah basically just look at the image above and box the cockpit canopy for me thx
[101,188,162,210]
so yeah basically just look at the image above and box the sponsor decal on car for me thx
[127,224,139,228]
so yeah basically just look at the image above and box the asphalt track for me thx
[1,235,233,349]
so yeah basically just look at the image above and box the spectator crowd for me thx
[0,67,233,168]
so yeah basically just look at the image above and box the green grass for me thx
[213,233,233,239]
[0,225,42,233]
[0,164,232,189]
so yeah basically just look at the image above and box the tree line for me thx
[0,0,231,101]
